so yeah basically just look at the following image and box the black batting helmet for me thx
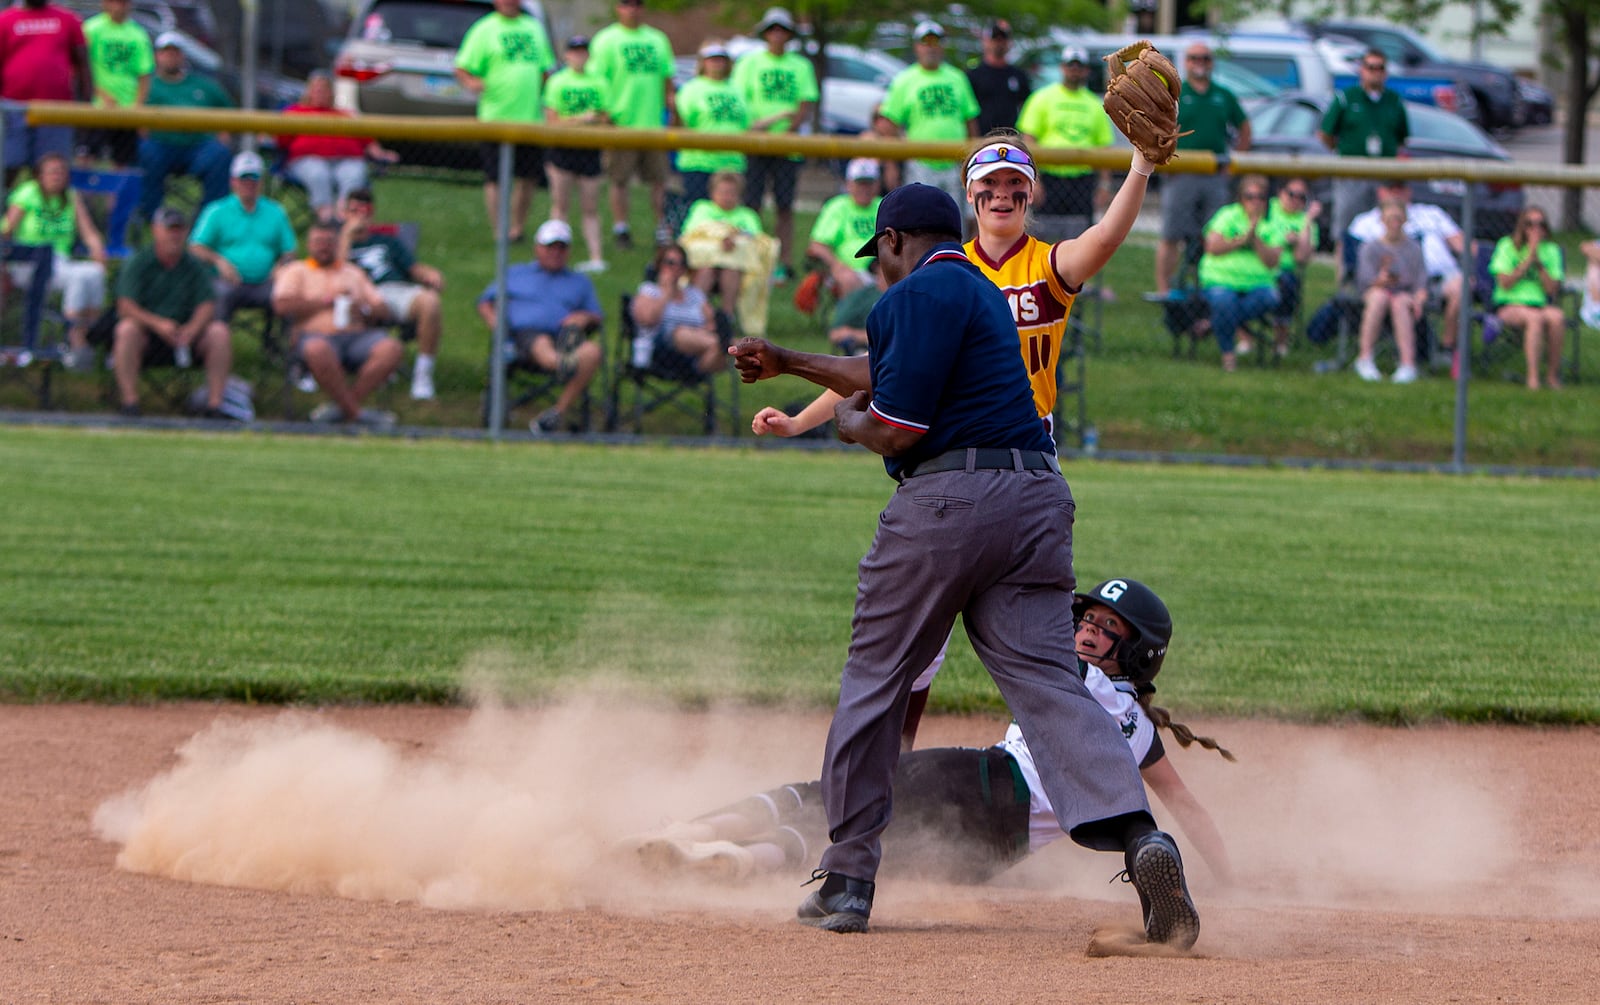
[1072,578,1172,688]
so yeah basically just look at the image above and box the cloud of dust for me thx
[1005,725,1527,922]
[92,692,829,914]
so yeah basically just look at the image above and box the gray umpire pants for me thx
[817,460,1152,882]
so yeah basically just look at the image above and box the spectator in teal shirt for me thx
[137,33,233,221]
[187,151,298,322]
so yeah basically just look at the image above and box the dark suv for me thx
[1307,21,1524,132]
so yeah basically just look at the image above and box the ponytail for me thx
[1139,695,1236,762]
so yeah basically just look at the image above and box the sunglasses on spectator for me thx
[661,256,687,267]
[1362,62,1387,71]
[1525,218,1548,229]
[1187,53,1212,62]
[967,145,1034,170]
[1284,189,1308,200]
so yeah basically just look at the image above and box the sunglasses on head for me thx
[967,144,1034,171]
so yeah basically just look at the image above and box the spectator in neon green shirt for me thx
[82,0,152,166]
[680,170,765,312]
[806,157,882,297]
[876,21,979,209]
[454,0,556,244]
[1,152,107,364]
[543,35,611,273]
[1016,46,1113,225]
[588,0,676,249]
[675,40,749,206]
[1489,208,1567,390]
[731,7,818,280]
[1197,176,1284,372]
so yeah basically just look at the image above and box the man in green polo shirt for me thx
[731,6,818,280]
[82,0,152,166]
[137,33,233,221]
[1197,175,1285,372]
[588,0,675,249]
[110,206,233,418]
[877,20,978,208]
[805,157,882,297]
[1318,47,1408,271]
[454,0,556,244]
[1016,45,1112,231]
[1154,42,1249,297]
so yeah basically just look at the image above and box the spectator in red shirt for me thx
[278,71,399,222]
[0,0,87,183]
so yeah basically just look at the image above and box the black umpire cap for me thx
[854,183,963,258]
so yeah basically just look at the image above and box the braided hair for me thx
[1137,693,1235,762]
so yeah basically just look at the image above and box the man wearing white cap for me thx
[877,21,979,208]
[731,6,817,281]
[477,218,605,434]
[1016,45,1113,230]
[137,32,234,222]
[805,157,882,298]
[188,150,298,322]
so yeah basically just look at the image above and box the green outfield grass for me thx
[2,425,1595,722]
[5,168,1596,468]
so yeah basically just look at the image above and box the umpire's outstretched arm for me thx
[729,338,871,397]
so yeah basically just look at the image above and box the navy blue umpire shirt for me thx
[866,242,1054,481]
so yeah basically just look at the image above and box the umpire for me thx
[728,184,1200,947]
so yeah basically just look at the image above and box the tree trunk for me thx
[1560,6,1592,230]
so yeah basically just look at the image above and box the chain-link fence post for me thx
[486,141,513,440]
[1451,184,1476,472]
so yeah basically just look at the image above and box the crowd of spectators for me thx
[0,2,1580,429]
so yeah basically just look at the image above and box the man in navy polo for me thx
[729,185,1199,948]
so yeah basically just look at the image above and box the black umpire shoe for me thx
[796,871,874,934]
[1125,830,1199,949]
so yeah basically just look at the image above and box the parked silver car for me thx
[332,0,549,118]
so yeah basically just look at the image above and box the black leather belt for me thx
[899,448,1060,482]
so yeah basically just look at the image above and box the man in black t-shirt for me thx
[338,189,446,400]
[966,20,1031,135]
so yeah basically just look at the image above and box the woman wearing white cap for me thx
[675,39,750,207]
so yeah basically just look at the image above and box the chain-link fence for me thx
[3,102,1596,468]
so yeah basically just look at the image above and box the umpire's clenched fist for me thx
[729,337,788,383]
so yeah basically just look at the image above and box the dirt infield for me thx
[2,701,1598,1004]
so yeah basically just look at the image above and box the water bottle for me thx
[1081,425,1099,456]
[173,343,192,369]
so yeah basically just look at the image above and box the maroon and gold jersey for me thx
[964,234,1080,419]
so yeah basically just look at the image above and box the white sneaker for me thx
[410,369,435,400]
[574,259,608,274]
[1391,364,1418,384]
[1353,357,1383,382]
